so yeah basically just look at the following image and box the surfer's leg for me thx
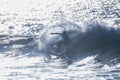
[57,41,62,50]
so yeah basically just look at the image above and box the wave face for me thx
[63,23,120,57]
[46,22,120,63]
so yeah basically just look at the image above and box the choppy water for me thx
[0,54,120,80]
[0,0,120,80]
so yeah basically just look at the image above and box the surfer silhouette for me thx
[51,31,72,53]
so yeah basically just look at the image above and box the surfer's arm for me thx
[50,33,63,35]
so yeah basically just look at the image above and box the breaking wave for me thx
[0,21,120,64]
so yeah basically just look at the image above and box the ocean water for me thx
[0,0,120,80]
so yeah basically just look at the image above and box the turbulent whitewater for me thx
[0,0,120,80]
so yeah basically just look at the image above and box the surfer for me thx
[51,31,72,52]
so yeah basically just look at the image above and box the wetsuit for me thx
[51,31,72,51]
